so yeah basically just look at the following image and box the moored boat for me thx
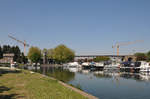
[104,62,120,70]
[94,62,105,69]
[120,61,140,73]
[82,62,90,69]
[67,62,81,68]
[139,61,150,72]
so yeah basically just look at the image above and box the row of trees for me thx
[134,51,150,61]
[0,45,28,63]
[27,44,75,64]
[93,56,110,62]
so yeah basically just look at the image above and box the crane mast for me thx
[8,35,29,55]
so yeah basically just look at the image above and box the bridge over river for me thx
[75,55,134,62]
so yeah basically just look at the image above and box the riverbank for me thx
[0,67,97,99]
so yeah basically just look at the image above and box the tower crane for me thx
[112,40,143,56]
[8,35,29,55]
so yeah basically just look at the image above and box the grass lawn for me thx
[0,69,88,99]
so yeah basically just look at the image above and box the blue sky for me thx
[0,0,150,55]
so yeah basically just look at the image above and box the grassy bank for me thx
[0,68,88,99]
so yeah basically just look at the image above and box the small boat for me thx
[82,62,90,69]
[94,62,105,69]
[89,62,95,67]
[67,62,81,68]
[104,62,120,70]
[120,61,140,73]
[66,62,81,72]
[139,61,150,72]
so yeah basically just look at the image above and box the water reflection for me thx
[94,72,113,79]
[39,66,150,83]
[65,67,150,82]
[139,73,150,81]
[40,67,75,82]
[38,66,150,99]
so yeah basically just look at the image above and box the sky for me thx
[0,0,150,55]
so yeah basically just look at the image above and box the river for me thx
[38,67,150,99]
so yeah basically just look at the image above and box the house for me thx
[0,53,14,63]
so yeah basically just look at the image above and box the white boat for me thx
[104,62,120,69]
[82,62,90,66]
[82,62,90,68]
[67,62,81,68]
[140,61,150,72]
[65,62,81,72]
[95,62,105,68]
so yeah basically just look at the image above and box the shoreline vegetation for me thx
[0,67,97,99]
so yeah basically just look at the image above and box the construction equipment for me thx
[8,35,29,55]
[112,40,143,56]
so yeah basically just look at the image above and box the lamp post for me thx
[43,51,47,64]
[43,51,47,75]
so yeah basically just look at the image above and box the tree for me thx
[47,49,54,59]
[147,51,150,62]
[52,44,75,64]
[1,45,22,63]
[42,48,48,55]
[13,46,21,62]
[0,45,3,59]
[93,56,110,62]
[20,52,28,64]
[2,45,10,53]
[42,48,54,59]
[28,47,41,64]
[0,45,28,63]
[134,53,147,61]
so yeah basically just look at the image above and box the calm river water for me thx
[39,67,150,99]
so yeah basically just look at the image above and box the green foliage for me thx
[42,48,54,59]
[147,51,150,62]
[52,44,75,63]
[134,53,147,61]
[2,45,11,53]
[20,52,28,63]
[93,56,110,62]
[12,46,21,62]
[28,47,41,63]
[0,45,26,63]
[0,46,2,59]
[42,48,47,57]
[47,49,54,58]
